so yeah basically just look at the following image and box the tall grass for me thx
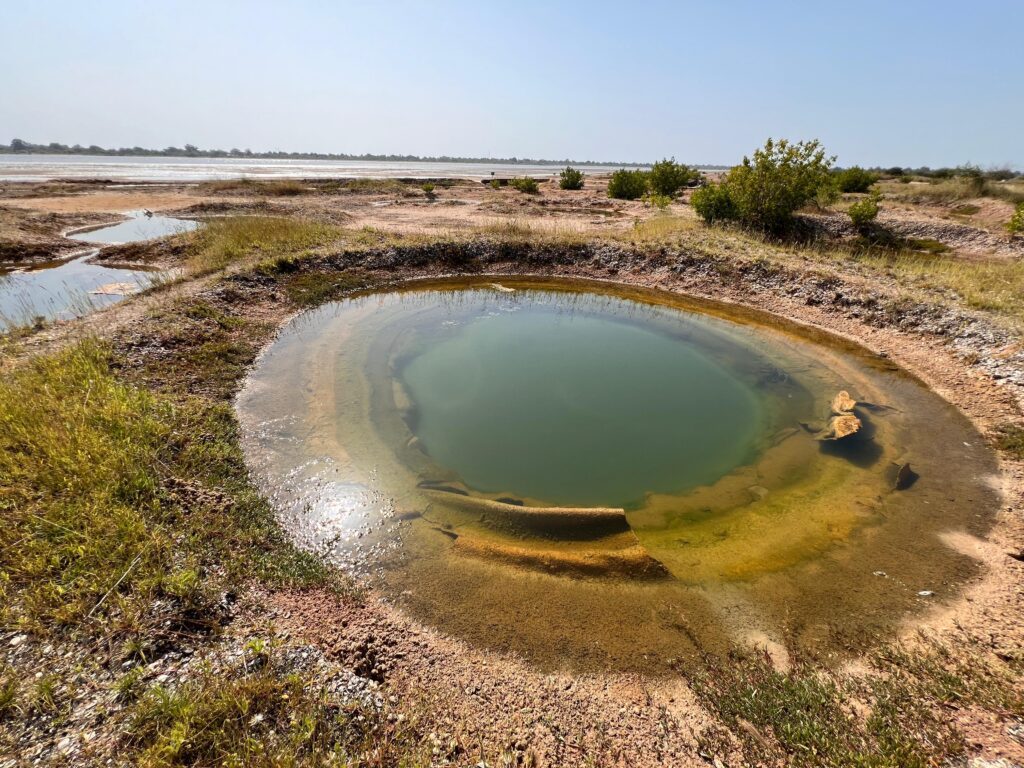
[0,340,328,635]
[880,177,1024,205]
[187,217,341,274]
[852,249,1024,321]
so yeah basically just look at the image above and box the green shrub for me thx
[490,178,501,190]
[848,191,882,230]
[421,182,435,195]
[510,176,539,194]
[559,166,585,190]
[607,169,649,200]
[646,193,673,210]
[836,166,879,193]
[648,158,700,197]
[720,138,837,232]
[1007,202,1024,236]
[691,183,737,224]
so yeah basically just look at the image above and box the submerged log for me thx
[420,488,629,536]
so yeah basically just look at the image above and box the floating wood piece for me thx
[819,390,862,440]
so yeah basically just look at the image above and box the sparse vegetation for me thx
[421,182,436,197]
[258,180,306,196]
[993,423,1024,459]
[1008,201,1024,235]
[607,168,649,200]
[509,176,540,194]
[694,639,1022,768]
[648,158,700,197]
[126,649,427,767]
[559,166,585,190]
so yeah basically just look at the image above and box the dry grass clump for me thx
[477,218,587,244]
[626,214,699,241]
[880,177,1024,206]
[187,216,341,274]
[694,638,1022,768]
[125,644,428,767]
[338,178,412,195]
[851,249,1024,321]
[257,179,307,196]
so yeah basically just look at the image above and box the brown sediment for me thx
[452,531,669,579]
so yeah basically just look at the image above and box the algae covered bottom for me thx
[237,278,999,671]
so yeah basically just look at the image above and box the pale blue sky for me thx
[2,1,1021,167]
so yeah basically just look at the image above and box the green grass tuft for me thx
[187,217,341,274]
[0,340,331,639]
[993,423,1024,460]
[126,649,428,767]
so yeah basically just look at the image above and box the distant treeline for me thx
[863,164,1020,180]
[0,138,660,167]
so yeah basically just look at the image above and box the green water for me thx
[399,309,765,507]
[237,278,1000,672]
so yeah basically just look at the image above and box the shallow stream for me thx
[0,212,197,329]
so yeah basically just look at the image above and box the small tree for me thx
[722,138,837,232]
[510,177,539,194]
[847,191,882,231]
[559,166,584,190]
[648,158,699,197]
[1008,202,1024,237]
[835,166,879,193]
[691,183,737,224]
[607,169,649,200]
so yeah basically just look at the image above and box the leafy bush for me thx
[559,166,584,190]
[720,138,837,232]
[490,178,501,189]
[647,193,673,210]
[1009,202,1024,236]
[607,169,649,200]
[509,176,539,194]
[836,166,879,193]
[691,183,737,224]
[848,191,882,230]
[421,182,435,195]
[648,158,700,197]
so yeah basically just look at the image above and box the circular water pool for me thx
[238,278,999,671]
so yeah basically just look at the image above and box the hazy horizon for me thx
[3,1,1022,169]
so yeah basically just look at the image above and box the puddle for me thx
[68,212,199,245]
[237,278,1000,672]
[1,212,196,330]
